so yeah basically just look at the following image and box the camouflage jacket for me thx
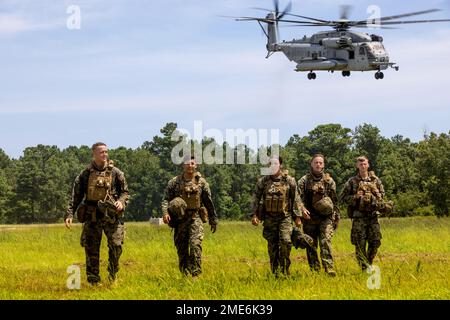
[340,171,385,215]
[297,171,340,220]
[65,161,129,220]
[161,172,218,225]
[252,171,303,220]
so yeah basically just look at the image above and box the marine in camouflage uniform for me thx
[297,154,340,275]
[162,156,218,277]
[340,156,385,271]
[251,156,303,276]
[65,143,129,284]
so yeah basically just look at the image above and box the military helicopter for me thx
[231,0,450,80]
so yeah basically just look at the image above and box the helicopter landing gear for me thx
[307,72,317,80]
[375,71,384,80]
[342,71,351,77]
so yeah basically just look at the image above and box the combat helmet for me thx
[313,196,334,216]
[169,197,187,219]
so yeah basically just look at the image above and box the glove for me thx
[210,223,217,233]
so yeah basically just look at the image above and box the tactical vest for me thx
[353,171,381,213]
[263,175,289,214]
[180,174,202,211]
[86,162,114,202]
[305,173,332,212]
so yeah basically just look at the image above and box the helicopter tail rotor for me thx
[266,1,292,54]
[231,0,294,57]
[274,0,292,20]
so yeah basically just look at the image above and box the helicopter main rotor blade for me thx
[281,24,336,27]
[351,25,399,30]
[231,15,319,25]
[355,9,441,24]
[355,18,450,26]
[219,15,259,19]
[254,10,346,25]
[381,8,441,21]
[233,3,450,32]
[276,18,326,24]
[231,16,275,23]
[283,13,330,23]
[283,23,398,29]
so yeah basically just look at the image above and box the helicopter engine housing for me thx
[321,37,353,49]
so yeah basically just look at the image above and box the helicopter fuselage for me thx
[273,30,393,73]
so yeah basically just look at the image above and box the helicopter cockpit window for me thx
[359,47,366,55]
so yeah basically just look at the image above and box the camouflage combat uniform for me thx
[252,170,302,275]
[66,160,129,284]
[340,171,385,270]
[162,172,218,276]
[297,171,339,273]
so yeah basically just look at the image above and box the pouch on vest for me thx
[87,170,113,202]
[357,181,379,212]
[181,182,201,210]
[264,181,288,214]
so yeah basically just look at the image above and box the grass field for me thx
[0,217,449,300]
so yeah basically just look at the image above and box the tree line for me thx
[0,122,448,224]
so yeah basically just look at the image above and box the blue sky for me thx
[1,0,450,158]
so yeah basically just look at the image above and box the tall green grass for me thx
[0,217,449,299]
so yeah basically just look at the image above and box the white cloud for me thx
[0,14,48,34]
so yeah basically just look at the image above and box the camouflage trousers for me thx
[263,215,293,275]
[174,215,204,276]
[302,217,335,272]
[351,216,382,270]
[80,218,125,283]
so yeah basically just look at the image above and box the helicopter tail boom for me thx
[266,14,279,52]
